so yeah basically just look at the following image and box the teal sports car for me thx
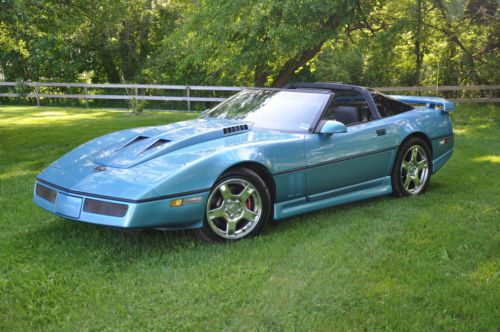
[33,83,454,242]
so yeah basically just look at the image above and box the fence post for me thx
[35,82,40,106]
[84,86,89,108]
[186,86,191,111]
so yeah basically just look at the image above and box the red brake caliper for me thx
[246,198,252,210]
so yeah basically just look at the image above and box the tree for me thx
[153,0,371,87]
[0,0,497,87]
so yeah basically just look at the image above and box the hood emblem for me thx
[93,165,107,173]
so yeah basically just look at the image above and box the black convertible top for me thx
[284,82,367,92]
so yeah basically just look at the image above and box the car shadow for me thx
[22,218,199,256]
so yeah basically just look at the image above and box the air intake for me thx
[143,139,171,151]
[121,136,148,149]
[223,125,249,135]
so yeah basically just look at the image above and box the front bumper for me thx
[33,180,208,230]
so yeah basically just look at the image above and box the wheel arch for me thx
[400,132,433,158]
[397,132,433,173]
[221,161,276,203]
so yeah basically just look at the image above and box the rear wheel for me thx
[194,168,271,242]
[392,137,432,197]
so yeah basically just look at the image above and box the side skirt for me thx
[273,176,393,220]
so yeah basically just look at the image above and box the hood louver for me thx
[143,139,171,152]
[120,136,148,149]
[223,124,249,135]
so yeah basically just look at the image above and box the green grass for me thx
[0,105,498,331]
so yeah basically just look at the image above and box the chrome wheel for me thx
[206,178,262,240]
[401,145,429,195]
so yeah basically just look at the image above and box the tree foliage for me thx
[153,0,369,87]
[313,0,499,86]
[0,0,497,86]
[0,0,185,82]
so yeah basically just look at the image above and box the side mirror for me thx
[320,120,347,135]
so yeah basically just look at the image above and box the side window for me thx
[323,90,371,126]
[371,93,414,117]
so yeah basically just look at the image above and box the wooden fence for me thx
[0,81,498,111]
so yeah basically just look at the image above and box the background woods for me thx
[0,0,498,87]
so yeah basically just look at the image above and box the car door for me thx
[305,88,398,200]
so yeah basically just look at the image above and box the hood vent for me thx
[121,136,148,149]
[223,124,249,135]
[143,139,171,152]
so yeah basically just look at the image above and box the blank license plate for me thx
[55,193,83,219]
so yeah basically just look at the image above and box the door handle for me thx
[376,129,386,136]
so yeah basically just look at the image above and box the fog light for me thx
[83,198,128,217]
[36,184,57,203]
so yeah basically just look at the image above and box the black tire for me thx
[391,137,432,197]
[194,168,271,242]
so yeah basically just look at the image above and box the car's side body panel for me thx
[388,108,454,173]
[304,119,398,199]
[272,105,453,220]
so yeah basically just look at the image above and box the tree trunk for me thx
[100,48,121,83]
[271,11,346,88]
[254,64,268,87]
[271,42,326,87]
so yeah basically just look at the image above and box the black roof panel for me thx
[284,82,366,91]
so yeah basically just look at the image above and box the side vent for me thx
[143,139,171,152]
[121,136,148,149]
[223,124,249,135]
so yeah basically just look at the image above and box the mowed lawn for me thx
[0,104,498,331]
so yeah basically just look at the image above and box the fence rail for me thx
[0,82,498,111]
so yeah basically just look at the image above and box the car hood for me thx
[94,118,253,168]
[38,117,304,200]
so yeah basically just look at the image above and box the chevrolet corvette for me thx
[33,83,454,241]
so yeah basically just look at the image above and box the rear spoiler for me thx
[389,95,455,112]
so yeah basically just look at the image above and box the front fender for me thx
[141,136,305,198]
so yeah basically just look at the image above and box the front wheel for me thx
[194,168,271,242]
[392,137,432,197]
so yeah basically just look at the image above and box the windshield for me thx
[201,89,331,132]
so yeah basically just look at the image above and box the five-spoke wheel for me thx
[401,145,430,194]
[206,178,262,239]
[194,168,271,242]
[392,137,432,197]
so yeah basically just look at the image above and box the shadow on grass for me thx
[35,218,195,246]
[17,218,200,270]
